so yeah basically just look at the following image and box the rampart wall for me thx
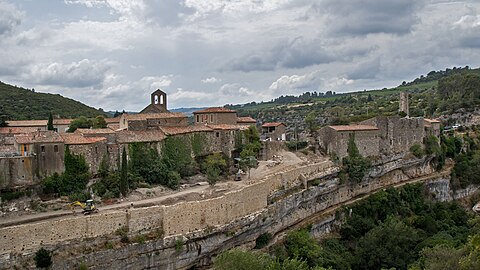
[0,156,35,190]
[0,162,331,255]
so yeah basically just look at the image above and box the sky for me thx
[0,0,479,111]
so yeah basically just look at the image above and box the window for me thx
[41,145,45,153]
[216,132,220,138]
[196,115,199,123]
[54,145,58,152]
[210,114,213,123]
[95,147,98,154]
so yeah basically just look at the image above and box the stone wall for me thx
[0,162,331,255]
[69,141,108,175]
[0,156,35,190]
[318,127,380,158]
[361,116,424,156]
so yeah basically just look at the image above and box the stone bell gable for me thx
[140,89,169,114]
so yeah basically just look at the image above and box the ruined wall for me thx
[318,127,380,159]
[361,116,424,156]
[0,156,35,190]
[260,141,285,160]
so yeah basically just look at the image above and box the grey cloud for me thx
[223,37,334,72]
[0,2,23,36]
[347,58,381,80]
[322,0,422,36]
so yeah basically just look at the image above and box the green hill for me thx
[0,81,105,120]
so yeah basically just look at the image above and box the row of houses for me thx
[0,90,286,190]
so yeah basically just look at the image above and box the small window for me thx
[216,132,220,138]
[54,145,58,152]
[95,147,98,154]
[196,115,199,123]
[210,114,213,123]
[41,145,45,152]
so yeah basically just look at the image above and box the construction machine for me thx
[69,199,99,215]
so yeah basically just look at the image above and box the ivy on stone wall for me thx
[191,132,207,156]
[162,136,196,177]
[42,146,90,199]
[342,134,371,184]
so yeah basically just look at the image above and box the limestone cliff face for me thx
[1,156,453,270]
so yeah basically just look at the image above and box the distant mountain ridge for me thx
[0,81,105,120]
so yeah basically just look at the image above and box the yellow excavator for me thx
[69,199,99,215]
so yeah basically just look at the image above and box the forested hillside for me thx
[0,81,105,120]
[227,67,480,133]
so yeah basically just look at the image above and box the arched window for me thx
[154,95,159,104]
[160,95,164,105]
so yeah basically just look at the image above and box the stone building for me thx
[53,119,73,133]
[193,107,238,125]
[119,113,188,131]
[262,122,287,141]
[61,133,108,175]
[424,119,441,138]
[360,116,425,156]
[237,116,257,126]
[14,131,65,177]
[140,89,169,113]
[318,125,380,159]
[6,120,48,131]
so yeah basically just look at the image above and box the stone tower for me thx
[139,89,169,113]
[399,92,409,117]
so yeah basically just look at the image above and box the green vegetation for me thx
[47,112,54,131]
[410,143,424,158]
[42,147,90,200]
[217,183,479,270]
[120,147,128,196]
[254,232,273,249]
[0,81,104,120]
[0,189,32,202]
[67,115,107,132]
[203,153,227,186]
[341,134,371,183]
[175,238,185,251]
[34,248,52,269]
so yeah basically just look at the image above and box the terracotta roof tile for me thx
[237,117,256,123]
[53,119,73,125]
[193,107,236,114]
[116,130,166,143]
[159,125,213,135]
[105,117,120,123]
[262,122,286,127]
[75,128,115,134]
[328,125,379,132]
[107,123,120,130]
[124,113,186,121]
[61,133,107,145]
[207,124,248,131]
[6,120,48,127]
[0,127,40,135]
[15,131,64,144]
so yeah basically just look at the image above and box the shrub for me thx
[255,232,273,249]
[175,238,185,251]
[34,248,52,269]
[410,144,424,158]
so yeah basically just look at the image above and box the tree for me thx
[34,248,52,268]
[0,115,7,127]
[367,94,374,102]
[98,154,109,179]
[67,116,93,132]
[120,147,128,196]
[47,112,54,131]
[342,134,371,183]
[305,112,318,133]
[204,153,227,186]
[93,115,107,129]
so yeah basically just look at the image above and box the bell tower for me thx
[139,89,169,113]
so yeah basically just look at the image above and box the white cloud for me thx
[269,70,324,92]
[0,1,23,36]
[201,77,221,83]
[24,59,112,88]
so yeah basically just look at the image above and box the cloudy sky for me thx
[0,0,479,111]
